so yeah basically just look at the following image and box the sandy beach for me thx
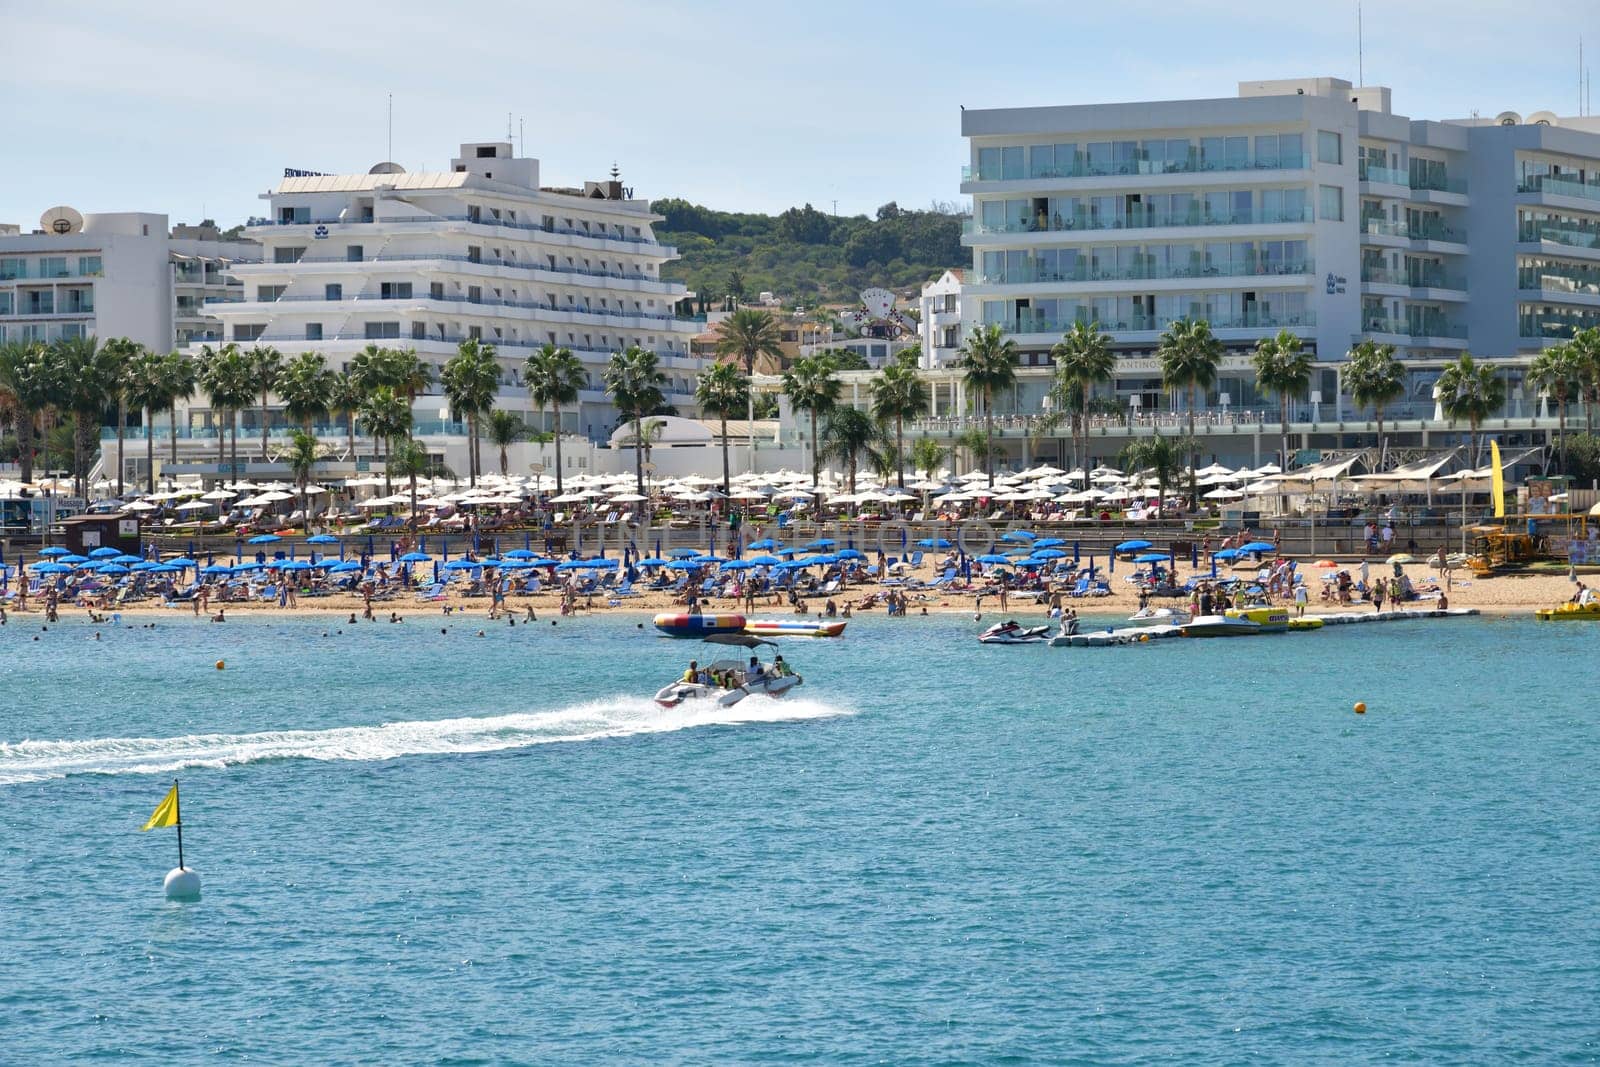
[10,555,1582,625]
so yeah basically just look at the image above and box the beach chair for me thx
[612,578,640,598]
[927,567,957,589]
[414,582,446,602]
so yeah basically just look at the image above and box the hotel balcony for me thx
[245,214,675,259]
[1516,267,1600,307]
[229,251,683,297]
[1519,312,1600,339]
[960,152,1310,194]
[213,291,702,331]
[1354,315,1469,348]
[963,205,1313,245]
[1359,265,1468,301]
[1517,220,1600,260]
[1516,175,1600,209]
[972,309,1316,344]
[1360,216,1468,252]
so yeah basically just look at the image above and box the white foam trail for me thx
[0,696,852,785]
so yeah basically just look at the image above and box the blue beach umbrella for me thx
[152,564,184,574]
[748,538,782,550]
[801,538,836,550]
[1032,548,1068,559]
[441,559,482,571]
[202,564,233,576]
[503,549,537,559]
[112,554,144,564]
[1133,552,1169,564]
[526,558,562,568]
[59,554,89,565]
[31,561,72,574]
[305,534,339,545]
[668,548,701,558]
[398,552,432,563]
[976,554,1013,565]
[1214,548,1243,560]
[331,560,363,573]
[748,555,782,566]
[1032,538,1066,549]
[131,561,161,572]
[636,557,669,567]
[1115,539,1153,552]
[721,560,753,571]
[775,547,801,557]
[167,557,198,568]
[247,534,281,545]
[665,559,702,571]
[915,538,953,549]
[281,560,313,571]
[231,563,262,574]
[835,548,865,560]
[38,546,69,557]
[1239,541,1276,553]
[694,555,729,564]
[95,563,130,576]
[999,530,1036,542]
[88,546,121,559]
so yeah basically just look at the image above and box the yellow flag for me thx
[1490,440,1505,519]
[141,784,180,831]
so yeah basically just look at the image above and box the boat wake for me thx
[0,696,852,784]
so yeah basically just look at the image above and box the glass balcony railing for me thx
[246,213,672,252]
[1362,217,1468,243]
[230,290,701,325]
[1520,312,1600,338]
[1519,220,1600,250]
[1518,175,1600,202]
[1359,316,1469,339]
[974,309,1316,336]
[1410,173,1468,195]
[961,153,1309,182]
[965,204,1314,237]
[976,258,1314,285]
[1360,265,1466,290]
[1359,164,1409,185]
[1519,268,1600,296]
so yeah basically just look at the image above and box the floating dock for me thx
[1048,608,1481,647]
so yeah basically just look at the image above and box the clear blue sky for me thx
[2,0,1596,228]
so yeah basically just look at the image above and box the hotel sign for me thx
[1115,356,1254,373]
[1325,272,1347,295]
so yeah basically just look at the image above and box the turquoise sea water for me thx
[3,611,1598,1063]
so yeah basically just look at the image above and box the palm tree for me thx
[51,336,122,497]
[161,350,197,469]
[99,337,142,495]
[359,385,412,495]
[603,345,668,493]
[486,409,527,475]
[956,323,1018,487]
[0,340,53,484]
[125,347,173,493]
[349,343,398,395]
[781,353,842,486]
[1437,352,1507,465]
[276,352,335,434]
[1571,326,1600,434]
[327,370,362,463]
[1117,436,1183,516]
[1156,317,1223,506]
[956,427,993,476]
[821,407,887,493]
[1529,342,1584,473]
[1345,340,1405,463]
[695,360,749,494]
[911,437,948,481]
[714,307,784,468]
[389,347,433,434]
[1250,329,1312,472]
[284,430,321,534]
[245,344,283,460]
[869,351,928,488]
[388,438,432,522]
[523,343,585,494]
[442,339,500,485]
[1050,320,1115,472]
[198,343,251,475]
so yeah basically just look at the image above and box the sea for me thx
[2,610,1597,1063]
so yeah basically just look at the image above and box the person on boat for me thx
[773,655,792,677]
[682,659,700,683]
[746,656,766,685]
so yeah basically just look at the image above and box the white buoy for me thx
[164,866,202,901]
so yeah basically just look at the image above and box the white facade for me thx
[960,76,1600,387]
[917,268,965,367]
[204,142,702,442]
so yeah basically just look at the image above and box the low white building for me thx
[917,268,965,367]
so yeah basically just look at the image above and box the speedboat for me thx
[653,633,803,708]
[653,660,803,707]
[1181,614,1261,638]
[744,618,847,638]
[1128,606,1192,627]
[977,620,1051,644]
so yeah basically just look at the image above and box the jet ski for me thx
[977,620,1051,644]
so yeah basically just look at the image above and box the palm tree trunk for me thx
[410,471,418,520]
[145,406,156,493]
[895,415,904,489]
[72,415,85,498]
[169,404,180,468]
[230,415,239,481]
[345,413,355,465]
[383,437,393,496]
[720,412,730,495]
[552,403,565,494]
[1280,394,1289,473]
[217,408,227,467]
[1376,408,1386,464]
[809,409,819,486]
[633,414,644,493]
[500,443,509,476]
[116,397,126,496]
[1187,385,1198,508]
[984,388,995,487]
[17,412,34,484]
[467,415,478,486]
[1558,398,1568,473]
[261,391,270,460]
[300,483,309,535]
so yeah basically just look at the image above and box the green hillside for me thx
[651,199,965,307]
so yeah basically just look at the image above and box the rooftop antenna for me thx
[507,111,513,142]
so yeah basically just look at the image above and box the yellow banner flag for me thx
[141,784,180,831]
[1491,440,1505,519]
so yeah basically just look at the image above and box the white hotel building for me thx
[918,76,1600,457]
[203,141,701,443]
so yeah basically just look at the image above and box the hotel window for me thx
[234,324,264,341]
[0,257,23,279]
[430,282,445,300]
[27,290,54,314]
[364,322,400,339]
[468,325,482,340]
[1254,134,1303,167]
[305,323,323,340]
[78,256,102,276]
[0,292,12,314]
[380,282,412,300]
[346,244,364,262]
[39,257,67,278]
[325,283,342,301]
[278,206,310,224]
[274,246,305,264]
[257,285,286,302]
[1318,131,1342,165]
[1319,185,1344,221]
[412,322,427,340]
[467,285,482,304]
[467,245,482,264]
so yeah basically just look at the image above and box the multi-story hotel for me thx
[0,210,251,353]
[861,77,1600,466]
[203,141,702,443]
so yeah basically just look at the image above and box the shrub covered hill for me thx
[651,199,964,306]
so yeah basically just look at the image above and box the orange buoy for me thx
[1353,701,1366,714]
[215,660,225,670]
